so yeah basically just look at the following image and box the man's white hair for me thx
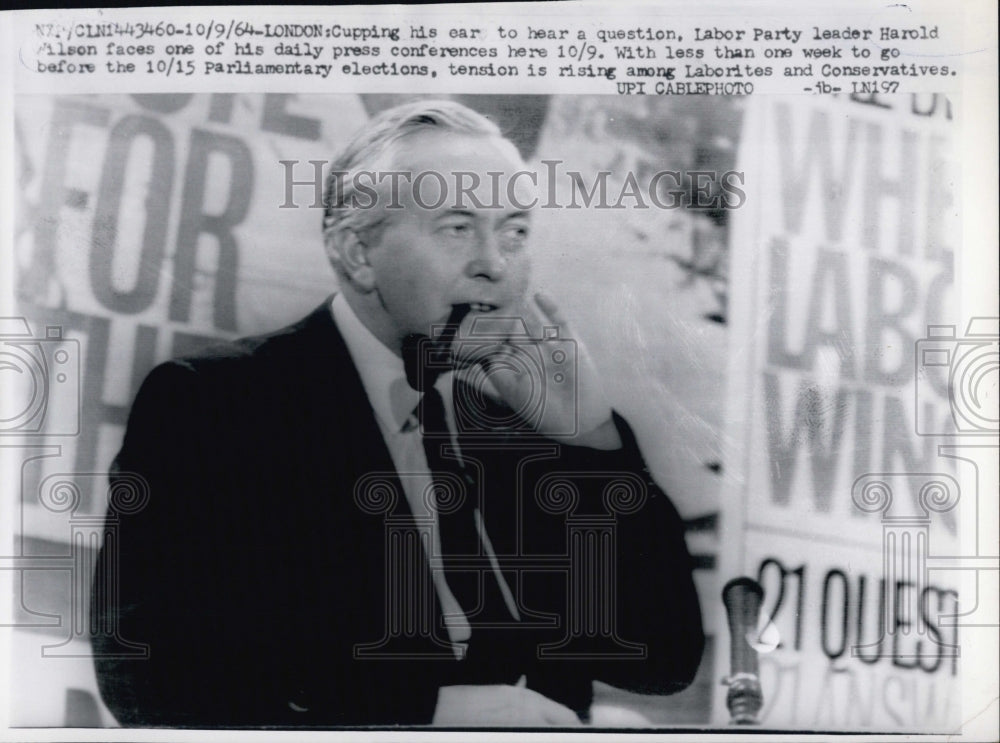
[322,99,510,268]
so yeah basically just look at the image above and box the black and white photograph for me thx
[1,3,997,739]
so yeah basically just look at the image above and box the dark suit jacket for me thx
[91,300,704,727]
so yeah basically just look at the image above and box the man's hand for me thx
[454,292,621,449]
[432,680,584,727]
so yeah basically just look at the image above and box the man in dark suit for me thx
[91,100,704,727]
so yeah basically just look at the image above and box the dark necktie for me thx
[417,383,479,587]
[403,334,517,642]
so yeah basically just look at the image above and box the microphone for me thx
[721,577,765,724]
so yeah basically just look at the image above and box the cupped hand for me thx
[453,292,621,449]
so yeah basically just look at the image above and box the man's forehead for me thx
[387,131,537,214]
[392,130,526,175]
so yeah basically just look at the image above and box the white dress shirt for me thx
[330,294,519,658]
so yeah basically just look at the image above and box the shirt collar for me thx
[330,293,424,433]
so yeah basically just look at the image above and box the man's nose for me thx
[465,233,506,281]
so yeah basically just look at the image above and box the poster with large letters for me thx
[10,93,360,723]
[14,94,364,512]
[716,93,966,730]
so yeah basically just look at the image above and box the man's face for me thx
[361,130,535,347]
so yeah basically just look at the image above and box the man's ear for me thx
[327,228,377,292]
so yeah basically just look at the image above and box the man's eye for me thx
[500,225,530,243]
[440,222,472,237]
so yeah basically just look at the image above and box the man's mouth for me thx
[429,302,502,346]
[467,302,499,313]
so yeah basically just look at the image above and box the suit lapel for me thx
[285,298,417,518]
[281,299,451,654]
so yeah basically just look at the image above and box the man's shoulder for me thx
[168,299,339,378]
[124,299,356,440]
[130,299,350,417]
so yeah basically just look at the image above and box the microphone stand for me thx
[721,577,765,724]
